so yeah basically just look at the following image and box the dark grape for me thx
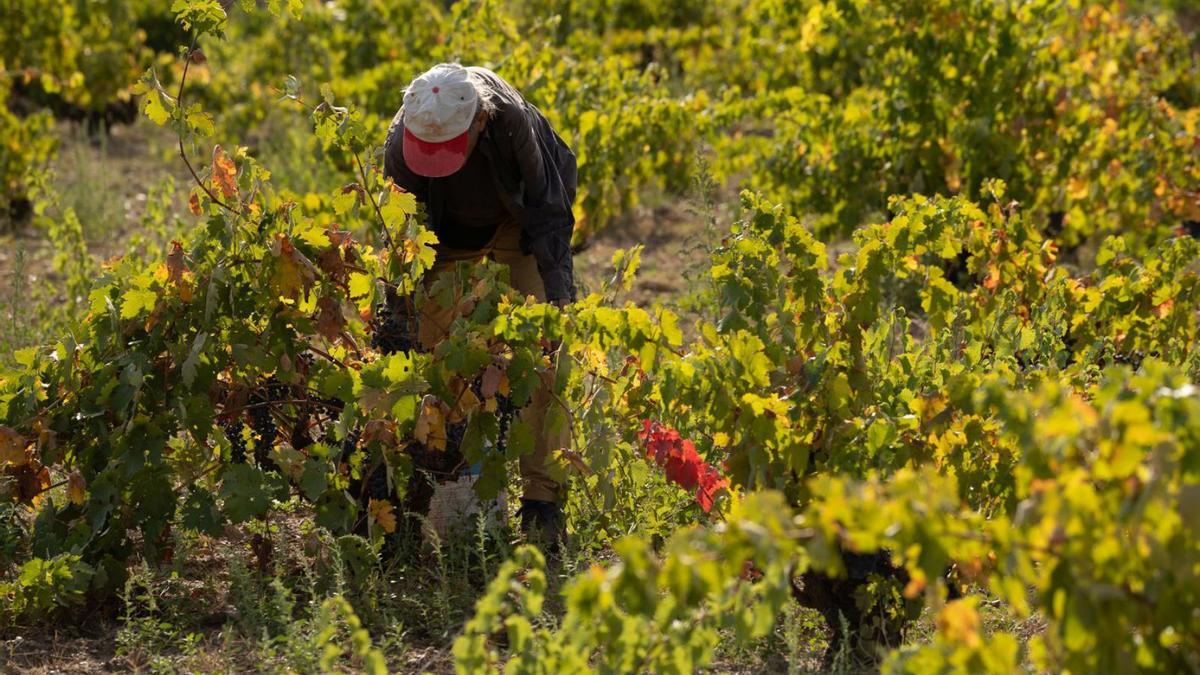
[446,421,466,454]
[468,372,518,454]
[316,396,345,413]
[224,422,248,463]
[264,380,291,403]
[291,416,314,451]
[1045,210,1066,239]
[1113,350,1144,370]
[367,464,390,500]
[371,288,419,354]
[941,246,971,290]
[246,379,290,471]
[249,407,279,471]
[496,394,516,453]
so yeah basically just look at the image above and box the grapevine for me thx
[0,1,1197,673]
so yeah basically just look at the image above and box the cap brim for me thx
[403,127,470,178]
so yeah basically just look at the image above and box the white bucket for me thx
[423,472,506,544]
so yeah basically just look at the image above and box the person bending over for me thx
[383,63,577,547]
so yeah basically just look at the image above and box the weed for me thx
[52,127,126,241]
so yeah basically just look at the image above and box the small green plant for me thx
[0,554,94,625]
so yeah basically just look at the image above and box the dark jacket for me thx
[383,67,578,303]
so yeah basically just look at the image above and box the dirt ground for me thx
[0,121,189,278]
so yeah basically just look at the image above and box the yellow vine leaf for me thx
[982,264,1001,291]
[120,287,159,320]
[212,145,238,200]
[936,598,982,648]
[414,397,447,451]
[368,498,397,534]
[272,234,317,300]
[1066,177,1089,201]
[67,471,87,506]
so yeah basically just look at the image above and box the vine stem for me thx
[307,344,351,369]
[175,34,239,217]
[279,89,402,257]
[353,152,399,253]
[25,478,69,501]
[223,397,328,416]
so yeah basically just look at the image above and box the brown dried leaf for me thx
[448,379,481,424]
[325,225,353,248]
[14,460,50,503]
[0,427,29,467]
[314,296,347,342]
[188,191,202,215]
[37,428,57,453]
[362,420,397,446]
[317,247,348,284]
[166,241,188,285]
[480,365,503,399]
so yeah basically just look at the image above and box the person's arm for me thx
[382,108,430,202]
[500,103,577,304]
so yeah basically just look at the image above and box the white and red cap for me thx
[401,64,480,177]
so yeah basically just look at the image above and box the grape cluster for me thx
[246,380,288,472]
[496,394,516,450]
[291,416,314,452]
[464,373,519,455]
[371,288,419,354]
[340,431,359,459]
[249,407,278,471]
[1113,350,1146,370]
[223,408,283,470]
[367,464,390,500]
[224,422,248,463]
[446,420,467,454]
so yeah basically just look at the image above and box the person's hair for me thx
[466,69,497,118]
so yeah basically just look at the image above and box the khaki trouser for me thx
[417,220,567,503]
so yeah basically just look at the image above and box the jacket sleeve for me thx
[382,108,430,203]
[502,103,577,303]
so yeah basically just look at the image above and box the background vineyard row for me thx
[1,0,1198,672]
